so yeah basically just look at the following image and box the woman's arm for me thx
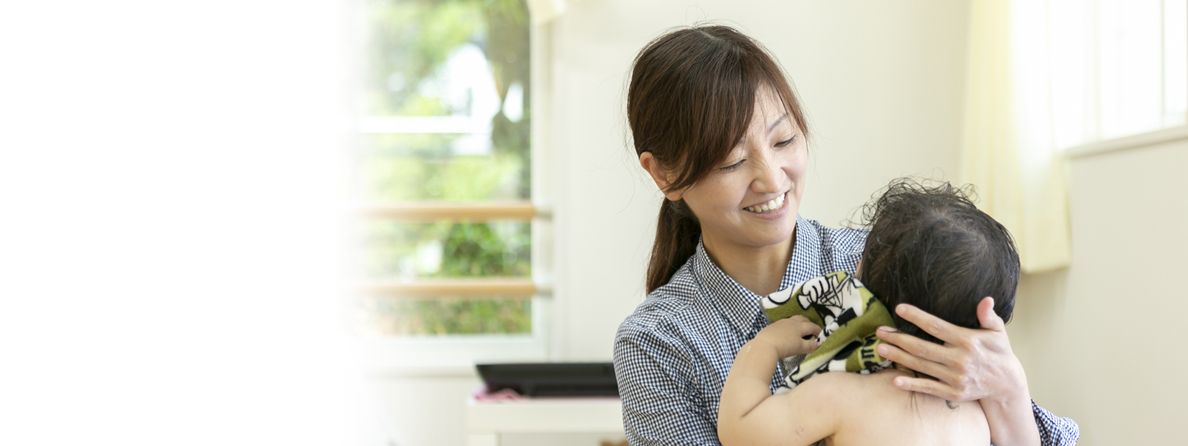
[874,297,1077,446]
[614,324,720,445]
[717,316,828,446]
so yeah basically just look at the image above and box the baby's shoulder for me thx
[788,370,904,413]
[784,370,868,408]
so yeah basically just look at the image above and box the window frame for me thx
[357,6,554,374]
[1046,0,1188,156]
[1063,0,1188,158]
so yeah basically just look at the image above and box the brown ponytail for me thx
[629,25,809,293]
[647,199,702,293]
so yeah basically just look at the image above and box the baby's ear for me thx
[639,152,683,201]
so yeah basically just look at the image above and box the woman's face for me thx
[675,87,808,255]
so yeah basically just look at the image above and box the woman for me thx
[612,25,1079,445]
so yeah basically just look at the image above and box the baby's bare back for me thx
[815,369,991,446]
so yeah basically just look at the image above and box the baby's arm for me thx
[718,316,838,446]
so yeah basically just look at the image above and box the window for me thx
[355,0,547,365]
[1023,0,1188,150]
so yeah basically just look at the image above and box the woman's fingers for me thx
[891,374,962,402]
[976,297,1006,331]
[874,338,954,384]
[893,304,963,345]
[878,338,982,402]
[875,325,951,365]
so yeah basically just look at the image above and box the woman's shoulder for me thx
[616,276,698,339]
[612,289,699,380]
[800,217,868,250]
[797,217,867,272]
[614,262,714,353]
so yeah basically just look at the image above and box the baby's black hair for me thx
[858,178,1021,344]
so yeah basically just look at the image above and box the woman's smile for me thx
[742,190,792,223]
[743,190,788,214]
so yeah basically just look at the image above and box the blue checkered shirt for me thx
[612,216,1080,445]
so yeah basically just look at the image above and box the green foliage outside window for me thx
[361,0,533,336]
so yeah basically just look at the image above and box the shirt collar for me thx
[784,215,822,288]
[691,215,818,336]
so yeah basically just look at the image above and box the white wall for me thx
[371,1,972,445]
[1010,137,1188,445]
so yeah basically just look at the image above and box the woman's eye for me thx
[720,160,744,171]
[775,135,797,148]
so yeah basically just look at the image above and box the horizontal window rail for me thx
[361,278,549,298]
[361,201,549,221]
[358,115,490,134]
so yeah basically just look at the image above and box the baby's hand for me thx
[752,316,822,358]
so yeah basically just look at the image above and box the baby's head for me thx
[857,179,1020,344]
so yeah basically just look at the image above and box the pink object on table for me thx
[472,386,524,401]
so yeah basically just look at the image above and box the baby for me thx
[717,179,1021,445]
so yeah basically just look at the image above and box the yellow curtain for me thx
[960,0,1071,272]
[527,0,568,25]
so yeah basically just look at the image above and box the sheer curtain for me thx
[528,0,568,25]
[960,0,1072,272]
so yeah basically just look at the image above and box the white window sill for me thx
[1066,124,1188,159]
[360,335,548,378]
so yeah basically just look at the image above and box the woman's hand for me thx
[873,297,1027,402]
[875,297,1040,445]
[752,316,821,358]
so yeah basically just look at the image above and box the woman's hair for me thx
[858,179,1021,344]
[628,25,809,293]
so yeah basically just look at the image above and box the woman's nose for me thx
[750,153,784,193]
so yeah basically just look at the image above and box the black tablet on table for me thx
[476,362,619,397]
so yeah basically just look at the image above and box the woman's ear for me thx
[639,152,684,202]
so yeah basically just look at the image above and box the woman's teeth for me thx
[744,193,785,213]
